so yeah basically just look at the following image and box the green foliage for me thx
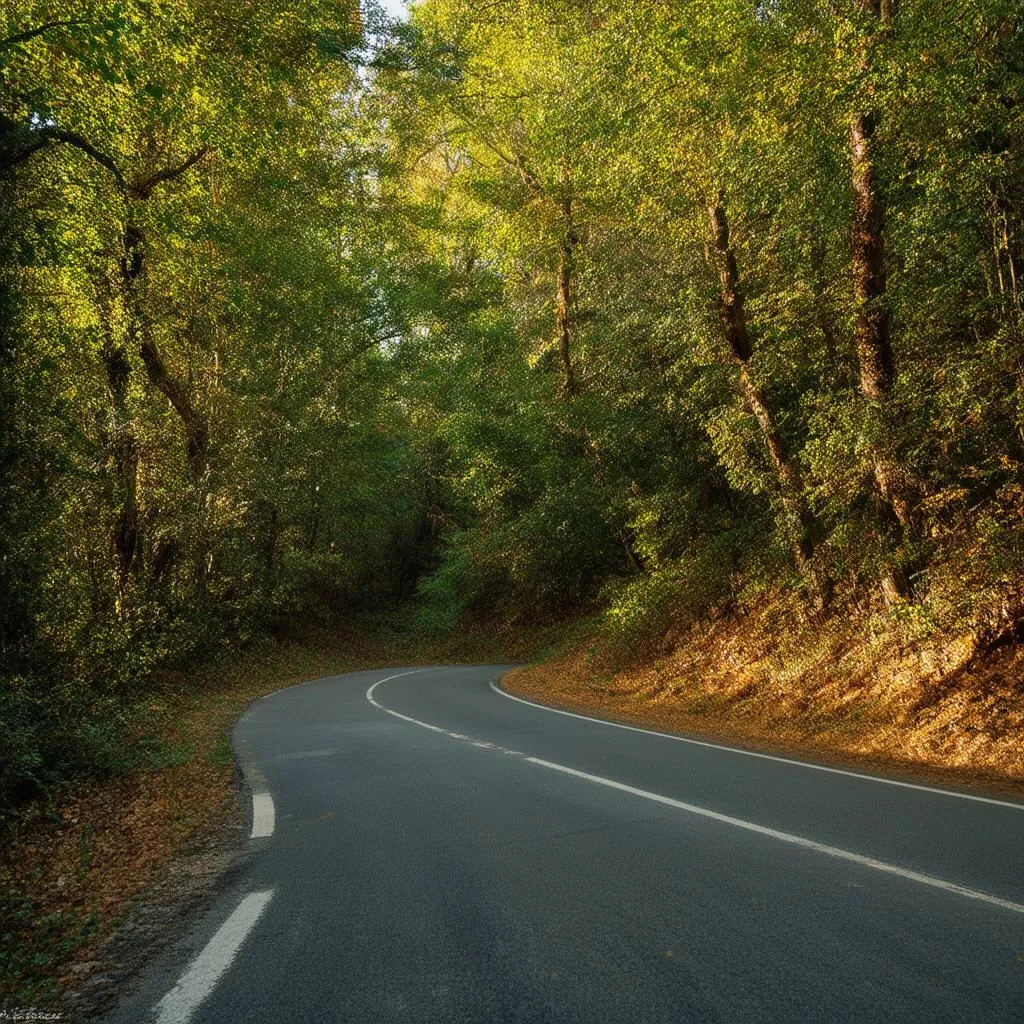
[208,736,235,769]
[3,0,1024,812]
[0,0,432,809]
[0,882,99,1003]
[600,515,780,662]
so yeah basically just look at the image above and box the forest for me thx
[2,0,1023,815]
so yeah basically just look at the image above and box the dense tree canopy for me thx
[2,0,1022,805]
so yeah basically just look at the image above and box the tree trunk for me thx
[850,0,913,600]
[95,274,139,613]
[138,333,209,482]
[850,109,893,403]
[105,345,140,613]
[708,202,822,591]
[556,195,577,397]
[121,218,209,482]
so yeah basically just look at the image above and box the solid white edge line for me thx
[156,889,274,1024]
[366,667,433,712]
[367,670,1024,915]
[523,757,1024,916]
[489,680,1024,812]
[250,792,275,839]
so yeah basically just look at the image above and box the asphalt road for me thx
[105,665,1024,1024]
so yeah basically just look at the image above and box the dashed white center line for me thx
[156,890,274,1024]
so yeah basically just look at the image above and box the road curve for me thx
[105,665,1024,1024]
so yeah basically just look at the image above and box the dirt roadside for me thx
[503,598,1024,803]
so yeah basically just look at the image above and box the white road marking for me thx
[156,890,274,1024]
[250,792,275,838]
[367,670,1024,916]
[488,680,1024,812]
[272,748,337,761]
[524,756,1024,916]
[365,668,437,720]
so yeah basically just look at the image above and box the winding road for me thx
[105,665,1024,1023]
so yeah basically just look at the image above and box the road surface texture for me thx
[104,665,1024,1024]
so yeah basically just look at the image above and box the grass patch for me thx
[0,884,100,1004]
[132,736,196,772]
[208,737,235,769]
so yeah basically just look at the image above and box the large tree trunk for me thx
[104,345,139,608]
[708,202,823,594]
[850,109,893,403]
[138,333,209,483]
[850,0,913,601]
[556,195,577,397]
[121,218,209,483]
[94,275,139,614]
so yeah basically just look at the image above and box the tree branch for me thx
[139,335,209,481]
[130,148,210,198]
[475,135,546,197]
[0,20,88,51]
[49,129,126,188]
[4,118,209,200]
[0,116,127,188]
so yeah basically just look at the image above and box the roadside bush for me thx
[599,525,761,662]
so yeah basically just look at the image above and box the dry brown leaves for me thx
[505,596,1024,799]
